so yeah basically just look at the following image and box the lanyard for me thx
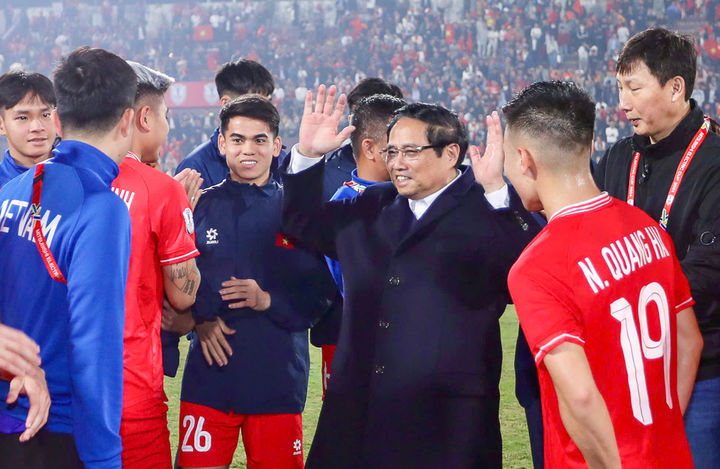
[31,164,66,284]
[627,117,710,230]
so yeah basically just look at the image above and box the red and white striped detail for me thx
[160,249,199,265]
[534,332,586,364]
[549,193,612,222]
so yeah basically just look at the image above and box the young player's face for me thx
[503,127,542,212]
[386,117,458,200]
[616,60,680,143]
[219,116,281,186]
[0,93,55,167]
[140,98,170,166]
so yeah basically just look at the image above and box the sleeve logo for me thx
[183,208,195,234]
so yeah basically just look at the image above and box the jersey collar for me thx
[549,192,612,222]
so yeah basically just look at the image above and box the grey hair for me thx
[126,60,175,101]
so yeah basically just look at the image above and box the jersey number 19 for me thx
[611,282,673,426]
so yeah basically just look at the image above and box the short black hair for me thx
[215,59,274,99]
[347,78,403,112]
[616,27,696,100]
[502,80,595,155]
[53,47,137,134]
[0,71,56,111]
[387,102,468,169]
[350,94,406,157]
[219,95,279,137]
[127,60,174,103]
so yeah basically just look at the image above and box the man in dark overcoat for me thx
[282,85,539,469]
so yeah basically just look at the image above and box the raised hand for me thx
[298,84,355,158]
[470,111,506,193]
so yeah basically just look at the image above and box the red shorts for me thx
[321,344,336,400]
[177,401,304,469]
[120,399,171,469]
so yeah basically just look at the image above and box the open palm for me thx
[469,111,505,193]
[298,84,356,158]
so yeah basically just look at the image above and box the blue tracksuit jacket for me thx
[0,150,29,188]
[180,177,334,414]
[0,140,130,468]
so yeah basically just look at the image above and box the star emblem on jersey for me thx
[293,439,302,455]
[206,228,219,244]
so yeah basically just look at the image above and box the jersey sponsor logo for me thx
[110,186,136,210]
[205,227,219,245]
[0,199,62,247]
[292,438,302,456]
[183,208,195,234]
[578,225,671,294]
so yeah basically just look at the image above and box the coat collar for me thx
[378,166,476,251]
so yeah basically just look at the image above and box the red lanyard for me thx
[627,117,710,230]
[31,164,66,284]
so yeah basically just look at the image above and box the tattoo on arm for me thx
[169,262,200,298]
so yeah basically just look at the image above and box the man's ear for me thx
[361,138,375,162]
[136,106,152,133]
[272,136,282,158]
[518,146,538,180]
[670,76,686,103]
[0,115,6,137]
[444,143,461,167]
[219,95,232,107]
[53,111,63,138]
[118,108,135,139]
[217,131,227,156]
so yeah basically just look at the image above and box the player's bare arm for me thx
[163,258,201,311]
[544,342,622,469]
[297,84,355,158]
[6,364,50,443]
[676,307,703,413]
[161,298,195,336]
[196,317,236,367]
[0,324,42,377]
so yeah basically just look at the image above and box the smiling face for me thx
[616,60,685,143]
[0,92,56,167]
[218,115,281,186]
[386,117,458,200]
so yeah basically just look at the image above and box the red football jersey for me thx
[508,193,694,468]
[112,153,199,410]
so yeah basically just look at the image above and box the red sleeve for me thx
[509,251,585,365]
[153,176,199,265]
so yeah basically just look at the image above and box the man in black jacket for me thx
[283,85,538,469]
[593,27,720,469]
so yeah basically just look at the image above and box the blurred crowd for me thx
[2,0,720,172]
